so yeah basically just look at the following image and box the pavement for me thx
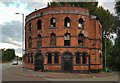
[9,66,118,78]
[1,63,120,82]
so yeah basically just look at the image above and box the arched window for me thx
[78,18,84,28]
[64,33,70,46]
[29,23,32,32]
[76,53,80,64]
[54,53,59,64]
[78,33,84,46]
[64,17,70,28]
[37,34,42,47]
[82,52,87,64]
[31,53,33,63]
[50,33,56,46]
[48,53,52,64]
[37,20,42,30]
[50,17,56,28]
[100,53,102,64]
[29,37,32,48]
[28,54,30,63]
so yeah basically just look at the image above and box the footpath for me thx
[5,66,119,79]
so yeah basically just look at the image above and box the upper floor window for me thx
[29,36,32,48]
[50,17,56,28]
[78,18,84,28]
[37,34,42,47]
[37,20,41,30]
[99,25,101,29]
[64,33,70,46]
[50,33,56,46]
[29,23,32,32]
[78,33,84,46]
[64,17,70,28]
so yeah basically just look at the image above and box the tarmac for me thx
[6,65,119,79]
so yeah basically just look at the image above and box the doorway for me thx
[62,52,73,72]
[34,52,44,71]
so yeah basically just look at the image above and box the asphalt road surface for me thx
[1,62,120,83]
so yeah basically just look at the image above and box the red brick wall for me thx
[24,6,102,72]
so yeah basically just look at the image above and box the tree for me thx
[115,1,120,15]
[1,49,16,61]
[108,1,120,70]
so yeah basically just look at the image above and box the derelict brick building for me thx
[24,6,103,73]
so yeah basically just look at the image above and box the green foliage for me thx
[1,49,16,61]
[115,1,120,15]
[92,7,114,35]
[107,1,120,70]
[102,38,113,68]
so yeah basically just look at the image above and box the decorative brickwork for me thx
[24,6,103,73]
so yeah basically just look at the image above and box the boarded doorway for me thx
[62,51,73,72]
[34,52,44,71]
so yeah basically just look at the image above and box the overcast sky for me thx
[0,0,117,57]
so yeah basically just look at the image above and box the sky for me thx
[0,0,117,57]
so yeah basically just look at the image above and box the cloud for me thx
[1,21,22,43]
[26,2,48,11]
[98,0,116,14]
[0,1,49,57]
[0,42,20,49]
[0,2,32,24]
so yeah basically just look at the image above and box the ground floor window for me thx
[28,54,30,63]
[48,53,52,64]
[82,52,88,64]
[54,53,59,64]
[76,53,80,64]
[31,53,33,63]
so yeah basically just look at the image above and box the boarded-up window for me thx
[50,33,56,46]
[28,54,30,63]
[29,23,32,32]
[50,17,56,27]
[31,53,33,63]
[29,37,32,48]
[64,17,70,27]
[37,34,42,47]
[78,33,84,46]
[82,52,87,64]
[64,33,70,46]
[48,53,52,64]
[100,53,102,64]
[37,20,42,30]
[78,18,84,28]
[76,53,80,64]
[54,53,59,64]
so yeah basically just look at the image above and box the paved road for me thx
[1,62,120,82]
[2,62,48,81]
[2,61,22,70]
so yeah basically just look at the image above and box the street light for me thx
[15,13,24,68]
[103,30,107,70]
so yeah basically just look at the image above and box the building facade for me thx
[24,6,103,73]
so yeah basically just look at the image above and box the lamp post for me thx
[103,30,107,69]
[15,13,24,68]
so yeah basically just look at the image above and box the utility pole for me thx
[104,30,107,69]
[15,13,24,68]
